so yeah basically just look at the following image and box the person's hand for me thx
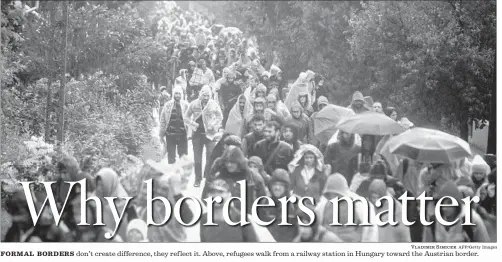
[323,164,332,176]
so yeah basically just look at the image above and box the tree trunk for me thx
[44,77,52,143]
[487,54,496,154]
[459,120,469,142]
[57,1,68,146]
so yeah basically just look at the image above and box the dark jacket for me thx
[258,169,298,242]
[200,207,259,242]
[251,139,294,175]
[203,147,267,214]
[289,166,326,203]
[242,131,264,157]
[324,133,360,183]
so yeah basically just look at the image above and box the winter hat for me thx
[160,86,168,92]
[223,135,242,148]
[368,179,387,198]
[261,71,271,78]
[471,155,490,175]
[370,160,387,179]
[270,168,291,187]
[435,180,463,202]
[323,173,350,196]
[127,219,148,241]
[317,96,329,106]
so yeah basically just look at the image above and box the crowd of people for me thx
[1,3,497,243]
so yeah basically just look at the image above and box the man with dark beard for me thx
[251,121,294,174]
[242,114,266,157]
[242,97,267,136]
[159,86,189,164]
[324,130,361,183]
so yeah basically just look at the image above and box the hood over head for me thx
[248,156,264,170]
[270,65,282,76]
[199,85,212,98]
[223,135,242,148]
[173,85,184,96]
[370,160,387,180]
[290,101,304,114]
[270,168,291,189]
[256,83,267,94]
[317,96,329,106]
[57,154,81,181]
[323,173,351,196]
[351,91,365,104]
[221,145,248,170]
[266,93,277,103]
[368,179,388,199]
[471,155,490,175]
[436,180,463,203]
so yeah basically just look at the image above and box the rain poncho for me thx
[422,181,490,242]
[284,72,310,111]
[288,144,326,202]
[159,86,189,138]
[297,91,314,116]
[266,94,290,120]
[288,144,324,173]
[287,101,310,143]
[315,173,379,242]
[185,85,223,140]
[349,91,370,114]
[96,168,129,241]
[368,179,411,242]
[224,94,253,137]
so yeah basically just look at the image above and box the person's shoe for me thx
[194,180,201,187]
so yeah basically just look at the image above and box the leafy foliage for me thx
[205,1,495,138]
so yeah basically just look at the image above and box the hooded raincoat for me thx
[185,85,223,141]
[288,144,326,202]
[349,91,370,114]
[159,86,190,138]
[316,173,379,242]
[368,179,411,242]
[224,94,253,137]
[422,181,490,242]
[95,168,129,241]
[287,101,310,143]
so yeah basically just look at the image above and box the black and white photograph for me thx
[0,0,497,247]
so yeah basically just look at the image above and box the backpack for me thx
[430,216,474,242]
